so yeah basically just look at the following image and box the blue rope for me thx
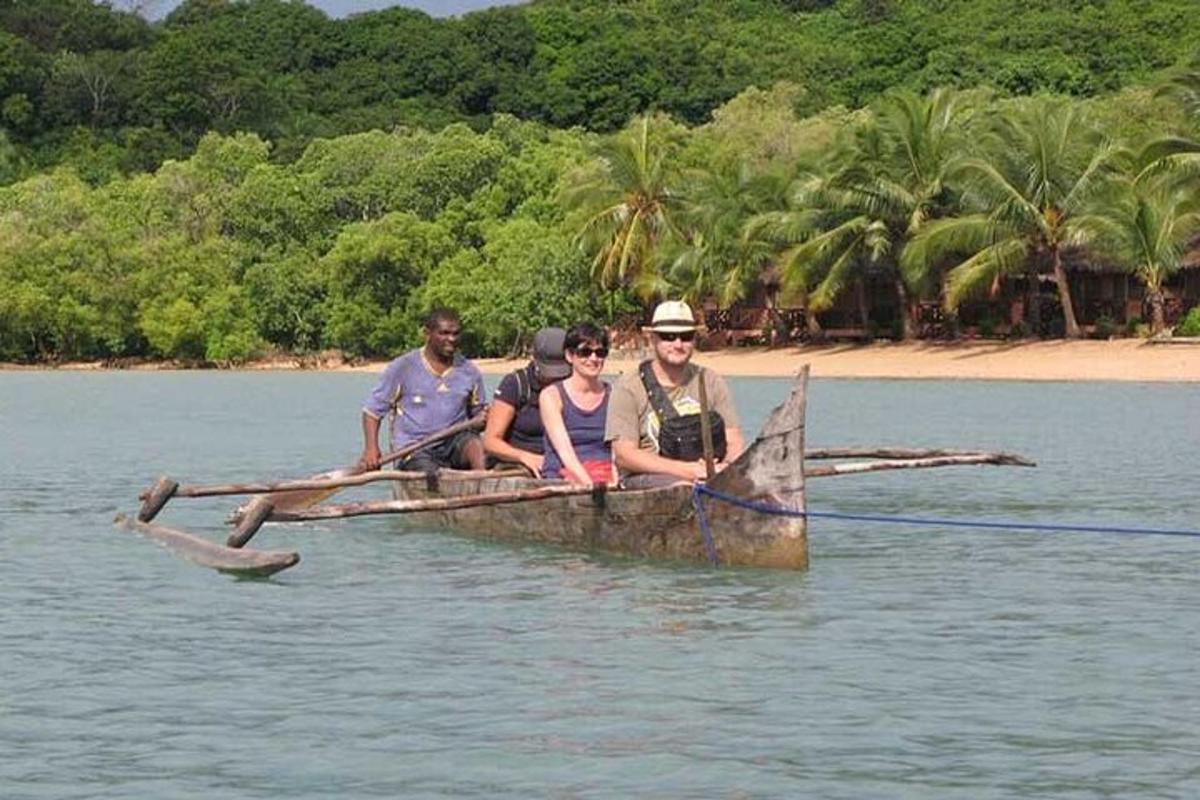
[691,488,722,566]
[694,483,1200,539]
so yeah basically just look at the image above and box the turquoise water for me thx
[2,371,1198,798]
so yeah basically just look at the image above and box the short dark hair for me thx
[424,307,461,331]
[564,321,609,351]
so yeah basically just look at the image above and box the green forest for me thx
[2,0,1200,363]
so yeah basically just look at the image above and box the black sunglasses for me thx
[656,331,695,343]
[573,345,609,359]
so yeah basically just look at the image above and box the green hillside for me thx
[2,0,1198,177]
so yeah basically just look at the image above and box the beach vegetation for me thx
[1176,306,1200,337]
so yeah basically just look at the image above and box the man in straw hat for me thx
[605,300,744,487]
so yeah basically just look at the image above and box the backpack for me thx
[638,361,727,462]
[512,364,539,410]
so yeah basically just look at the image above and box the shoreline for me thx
[4,340,1198,382]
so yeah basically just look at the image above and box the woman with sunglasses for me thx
[539,321,614,486]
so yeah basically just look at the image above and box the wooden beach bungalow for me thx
[694,245,1200,344]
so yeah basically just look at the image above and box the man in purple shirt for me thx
[358,308,487,473]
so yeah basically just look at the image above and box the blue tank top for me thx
[542,382,612,479]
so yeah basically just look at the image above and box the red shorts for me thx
[580,459,613,484]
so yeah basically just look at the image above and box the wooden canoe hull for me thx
[387,368,810,569]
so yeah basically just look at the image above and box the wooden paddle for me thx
[697,367,716,480]
[138,414,486,524]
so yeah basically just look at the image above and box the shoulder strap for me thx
[639,360,679,422]
[514,365,537,409]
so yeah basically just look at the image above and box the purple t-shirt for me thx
[363,349,485,449]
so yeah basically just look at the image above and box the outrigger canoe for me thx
[382,368,811,568]
[127,366,1033,575]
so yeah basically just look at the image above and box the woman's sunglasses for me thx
[573,345,609,359]
[656,331,695,343]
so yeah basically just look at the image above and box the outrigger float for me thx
[118,367,1034,576]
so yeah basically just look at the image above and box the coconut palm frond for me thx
[1063,140,1124,211]
[744,209,824,245]
[953,157,1043,229]
[943,237,1029,310]
[851,176,916,220]
[775,240,818,301]
[1134,148,1200,188]
[863,219,893,262]
[1154,59,1200,120]
[784,216,870,270]
[809,240,864,311]
[901,213,995,267]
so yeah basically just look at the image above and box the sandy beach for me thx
[473,340,1200,382]
[7,339,1199,382]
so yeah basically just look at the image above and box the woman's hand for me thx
[517,451,544,478]
[564,464,594,487]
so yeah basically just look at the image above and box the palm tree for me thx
[667,162,792,302]
[743,168,841,338]
[562,114,685,301]
[1136,57,1200,189]
[662,162,795,340]
[903,97,1119,338]
[1078,178,1200,335]
[748,88,974,339]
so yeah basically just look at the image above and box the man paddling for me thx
[358,307,486,473]
[606,300,745,487]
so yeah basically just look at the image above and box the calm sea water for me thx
[2,370,1198,798]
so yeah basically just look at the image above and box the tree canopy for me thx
[3,0,1200,178]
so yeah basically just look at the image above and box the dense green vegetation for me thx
[2,0,1199,363]
[1178,307,1200,337]
[4,0,1200,177]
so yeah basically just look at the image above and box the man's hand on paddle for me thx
[357,443,382,472]
[359,412,384,471]
[684,459,728,482]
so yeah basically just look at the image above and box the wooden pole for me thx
[138,476,179,522]
[697,368,716,480]
[805,447,1034,465]
[804,452,1036,478]
[159,467,528,502]
[265,484,600,524]
[135,413,487,522]
[226,495,276,548]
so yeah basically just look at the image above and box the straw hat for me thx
[644,300,700,333]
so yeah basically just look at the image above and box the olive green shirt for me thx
[604,361,740,457]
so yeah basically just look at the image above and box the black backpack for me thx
[512,364,539,410]
[638,361,727,462]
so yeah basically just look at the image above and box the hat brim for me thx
[535,360,573,380]
[643,324,701,334]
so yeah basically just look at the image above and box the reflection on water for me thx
[1,371,1198,797]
